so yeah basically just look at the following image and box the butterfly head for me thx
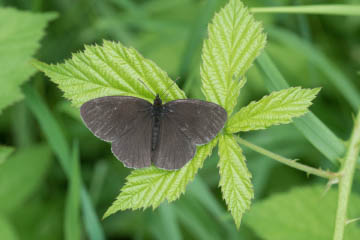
[153,94,162,106]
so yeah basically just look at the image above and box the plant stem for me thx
[236,136,340,179]
[333,111,360,240]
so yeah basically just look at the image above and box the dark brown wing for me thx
[152,115,196,170]
[152,99,227,170]
[163,99,227,144]
[80,96,153,168]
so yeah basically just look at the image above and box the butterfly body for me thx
[80,94,227,170]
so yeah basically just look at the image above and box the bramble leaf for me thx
[0,146,14,165]
[200,0,266,114]
[245,185,360,240]
[33,40,185,107]
[226,87,321,133]
[218,134,252,228]
[0,8,56,113]
[103,138,217,218]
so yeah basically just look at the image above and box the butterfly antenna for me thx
[137,78,156,97]
[161,77,180,100]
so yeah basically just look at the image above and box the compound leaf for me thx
[200,0,266,113]
[218,134,253,228]
[227,87,320,133]
[104,138,217,218]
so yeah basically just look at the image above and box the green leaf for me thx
[226,87,320,133]
[200,0,266,113]
[0,215,18,240]
[103,138,218,218]
[0,145,52,213]
[245,185,360,240]
[65,142,81,240]
[32,40,186,108]
[0,8,56,113]
[251,5,360,16]
[256,52,346,164]
[218,134,253,228]
[0,146,14,164]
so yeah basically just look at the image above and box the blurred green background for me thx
[0,0,359,239]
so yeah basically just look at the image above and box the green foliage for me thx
[226,87,320,133]
[23,85,105,240]
[0,145,52,214]
[0,8,56,113]
[218,134,252,228]
[32,40,186,107]
[0,216,18,240]
[0,146,13,164]
[200,0,266,113]
[103,138,217,218]
[245,185,360,240]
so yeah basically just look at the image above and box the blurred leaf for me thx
[32,40,186,107]
[154,203,182,240]
[0,8,56,113]
[65,142,81,240]
[23,85,105,240]
[0,215,18,240]
[200,0,266,114]
[218,134,252,228]
[256,52,346,164]
[103,138,217,218]
[245,185,360,240]
[0,146,14,164]
[0,145,52,213]
[269,27,360,110]
[227,87,320,133]
[251,5,360,16]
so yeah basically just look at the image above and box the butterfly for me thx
[80,88,227,170]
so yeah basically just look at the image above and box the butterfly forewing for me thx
[164,100,227,145]
[152,99,227,169]
[80,96,153,168]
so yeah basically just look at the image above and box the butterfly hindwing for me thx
[80,96,153,168]
[152,114,196,170]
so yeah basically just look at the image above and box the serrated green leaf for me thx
[218,134,253,228]
[33,40,186,107]
[200,0,266,113]
[0,145,52,213]
[0,8,56,113]
[245,185,360,240]
[256,52,345,164]
[103,138,218,218]
[0,146,14,164]
[226,87,320,133]
[0,215,18,240]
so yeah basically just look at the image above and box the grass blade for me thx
[269,27,360,110]
[23,83,105,240]
[256,52,346,164]
[251,5,360,16]
[65,141,81,240]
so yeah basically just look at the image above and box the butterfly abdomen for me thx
[151,95,163,151]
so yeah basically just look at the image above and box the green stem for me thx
[333,111,360,240]
[236,136,340,179]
